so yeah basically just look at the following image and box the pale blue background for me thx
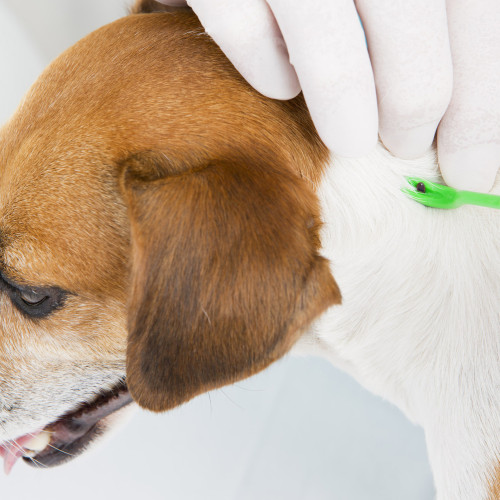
[0,1,434,498]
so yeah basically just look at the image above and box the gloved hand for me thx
[156,0,500,193]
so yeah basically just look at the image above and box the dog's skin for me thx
[0,1,498,498]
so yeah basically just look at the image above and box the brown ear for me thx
[121,152,340,412]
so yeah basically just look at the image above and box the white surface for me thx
[3,358,433,500]
[0,2,434,498]
[0,2,43,123]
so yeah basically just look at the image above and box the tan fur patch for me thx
[489,462,500,500]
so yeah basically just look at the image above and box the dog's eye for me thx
[19,289,48,306]
[10,286,68,319]
[0,271,69,319]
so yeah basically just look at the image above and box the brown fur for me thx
[122,152,339,410]
[0,7,338,414]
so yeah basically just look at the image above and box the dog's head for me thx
[0,6,340,470]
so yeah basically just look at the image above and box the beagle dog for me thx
[0,1,498,498]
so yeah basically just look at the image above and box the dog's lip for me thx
[0,381,132,473]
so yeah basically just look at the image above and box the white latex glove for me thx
[156,0,500,193]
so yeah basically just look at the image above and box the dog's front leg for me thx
[424,401,499,500]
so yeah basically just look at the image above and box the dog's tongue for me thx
[0,430,47,475]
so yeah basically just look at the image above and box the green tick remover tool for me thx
[402,177,500,210]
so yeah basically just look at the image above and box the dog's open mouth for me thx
[0,381,132,474]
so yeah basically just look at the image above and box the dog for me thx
[0,1,498,498]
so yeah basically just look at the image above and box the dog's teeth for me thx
[24,431,51,453]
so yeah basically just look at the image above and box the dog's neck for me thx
[294,143,500,498]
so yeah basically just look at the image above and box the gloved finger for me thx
[438,0,500,193]
[268,0,378,157]
[186,0,300,100]
[356,0,452,160]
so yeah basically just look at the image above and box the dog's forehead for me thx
[1,12,325,187]
[0,144,128,294]
[0,14,212,293]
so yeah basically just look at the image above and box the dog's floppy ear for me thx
[121,152,340,412]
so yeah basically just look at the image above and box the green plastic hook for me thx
[402,177,500,210]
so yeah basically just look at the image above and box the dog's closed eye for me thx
[0,272,69,319]
[10,285,68,319]
[18,288,48,306]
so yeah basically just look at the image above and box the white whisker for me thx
[46,443,75,457]
[25,456,48,469]
[220,390,243,410]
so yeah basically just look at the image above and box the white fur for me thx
[294,143,500,499]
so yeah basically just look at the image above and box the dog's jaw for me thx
[23,384,133,470]
[0,382,134,473]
